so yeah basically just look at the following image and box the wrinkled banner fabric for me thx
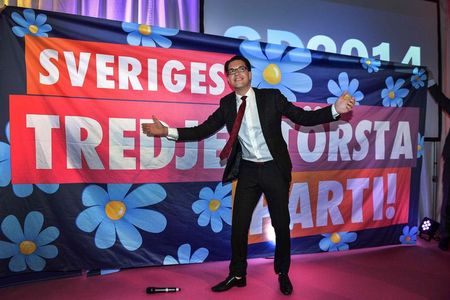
[0,6,427,286]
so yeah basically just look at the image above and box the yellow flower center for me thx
[138,24,152,36]
[405,236,411,242]
[388,91,396,99]
[365,59,371,65]
[263,63,282,85]
[330,233,341,244]
[28,25,38,34]
[105,201,126,220]
[417,144,422,151]
[415,76,420,81]
[343,92,351,101]
[19,240,37,255]
[209,199,221,212]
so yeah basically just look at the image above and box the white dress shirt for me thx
[236,88,272,162]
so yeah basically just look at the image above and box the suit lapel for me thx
[224,92,237,131]
[254,88,266,131]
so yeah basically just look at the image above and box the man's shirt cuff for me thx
[331,104,340,118]
[167,127,179,140]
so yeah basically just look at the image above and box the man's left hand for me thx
[335,92,356,114]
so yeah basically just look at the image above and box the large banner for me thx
[0,7,427,286]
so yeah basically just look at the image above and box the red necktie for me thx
[219,96,247,160]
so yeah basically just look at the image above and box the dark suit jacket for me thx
[429,84,450,162]
[177,88,337,183]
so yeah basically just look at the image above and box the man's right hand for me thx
[142,115,168,137]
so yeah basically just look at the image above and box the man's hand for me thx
[335,92,356,114]
[142,115,168,137]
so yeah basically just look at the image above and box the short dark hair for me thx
[224,55,251,73]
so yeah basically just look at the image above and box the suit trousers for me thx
[229,159,291,276]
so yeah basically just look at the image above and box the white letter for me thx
[347,178,369,223]
[176,120,198,170]
[65,116,104,169]
[64,51,90,87]
[162,60,186,93]
[374,121,390,160]
[289,182,313,229]
[39,49,59,85]
[26,114,60,169]
[316,181,344,226]
[118,56,143,90]
[191,62,206,94]
[352,120,372,161]
[209,63,225,95]
[140,119,175,169]
[373,176,384,220]
[148,58,158,91]
[109,118,136,170]
[297,125,326,162]
[390,121,413,159]
[96,54,115,89]
[328,122,352,161]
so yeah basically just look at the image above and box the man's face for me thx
[226,59,252,92]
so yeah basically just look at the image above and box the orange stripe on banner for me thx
[245,168,410,244]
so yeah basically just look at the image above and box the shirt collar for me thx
[235,87,254,102]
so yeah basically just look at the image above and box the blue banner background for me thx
[0,6,427,286]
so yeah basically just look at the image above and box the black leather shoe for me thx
[278,273,293,295]
[211,275,246,292]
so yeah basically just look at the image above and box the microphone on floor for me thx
[146,287,181,294]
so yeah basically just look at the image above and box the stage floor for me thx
[1,238,449,300]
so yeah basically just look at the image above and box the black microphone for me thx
[146,287,181,294]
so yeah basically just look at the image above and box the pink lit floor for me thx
[1,238,449,300]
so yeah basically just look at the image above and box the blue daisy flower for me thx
[121,22,178,48]
[163,243,209,265]
[0,123,11,188]
[0,211,59,272]
[360,57,381,73]
[192,182,232,233]
[411,67,427,89]
[327,72,364,105]
[319,231,357,252]
[399,225,418,244]
[0,122,59,198]
[76,183,167,251]
[381,76,409,107]
[239,40,312,101]
[12,183,59,198]
[417,133,425,158]
[11,9,52,37]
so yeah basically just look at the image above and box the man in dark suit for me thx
[142,55,355,295]
[428,70,450,251]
